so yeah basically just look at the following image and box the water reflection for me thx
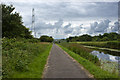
[91,50,120,62]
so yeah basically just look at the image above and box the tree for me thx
[101,37,109,41]
[39,35,53,42]
[66,38,69,42]
[79,34,92,41]
[92,36,100,41]
[109,32,119,40]
[2,4,33,38]
[65,32,119,42]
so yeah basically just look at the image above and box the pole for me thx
[32,8,36,37]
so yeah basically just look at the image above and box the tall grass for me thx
[2,38,52,78]
[59,43,100,66]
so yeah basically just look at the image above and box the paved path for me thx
[43,44,91,78]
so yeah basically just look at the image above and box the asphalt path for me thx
[43,44,92,78]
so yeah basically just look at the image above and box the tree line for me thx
[66,32,120,42]
[2,4,53,42]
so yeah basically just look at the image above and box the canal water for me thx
[90,49,120,74]
[91,50,120,62]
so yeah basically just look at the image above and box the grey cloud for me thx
[85,2,118,18]
[64,30,73,34]
[64,23,71,29]
[72,24,84,35]
[35,22,53,32]
[35,19,63,31]
[89,22,98,34]
[63,23,74,34]
[7,2,118,22]
[35,19,74,35]
[88,19,111,34]
[54,19,63,28]
[34,19,117,38]
[95,19,111,33]
[54,19,63,33]
[88,19,120,35]
[111,21,119,32]
[4,1,118,38]
[33,19,64,35]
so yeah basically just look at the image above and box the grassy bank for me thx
[59,43,100,65]
[71,41,120,50]
[58,44,118,79]
[83,46,120,53]
[2,38,52,78]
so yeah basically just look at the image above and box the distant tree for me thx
[66,38,69,42]
[98,34,102,39]
[101,37,109,41]
[65,32,119,42]
[2,4,33,38]
[118,35,120,41]
[79,34,92,41]
[39,35,53,42]
[69,37,74,42]
[102,32,119,41]
[109,32,119,40]
[103,33,109,37]
[92,36,100,41]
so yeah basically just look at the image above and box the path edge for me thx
[42,44,53,78]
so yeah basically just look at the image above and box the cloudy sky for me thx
[2,0,119,39]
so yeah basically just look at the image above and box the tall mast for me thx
[32,8,36,37]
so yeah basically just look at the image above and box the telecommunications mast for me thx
[32,8,36,37]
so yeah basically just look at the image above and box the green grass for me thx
[57,44,119,79]
[12,44,52,78]
[2,38,52,78]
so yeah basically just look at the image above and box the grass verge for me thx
[2,38,52,78]
[12,44,52,78]
[57,44,119,79]
[59,43,100,66]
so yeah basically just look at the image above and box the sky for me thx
[2,0,119,39]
